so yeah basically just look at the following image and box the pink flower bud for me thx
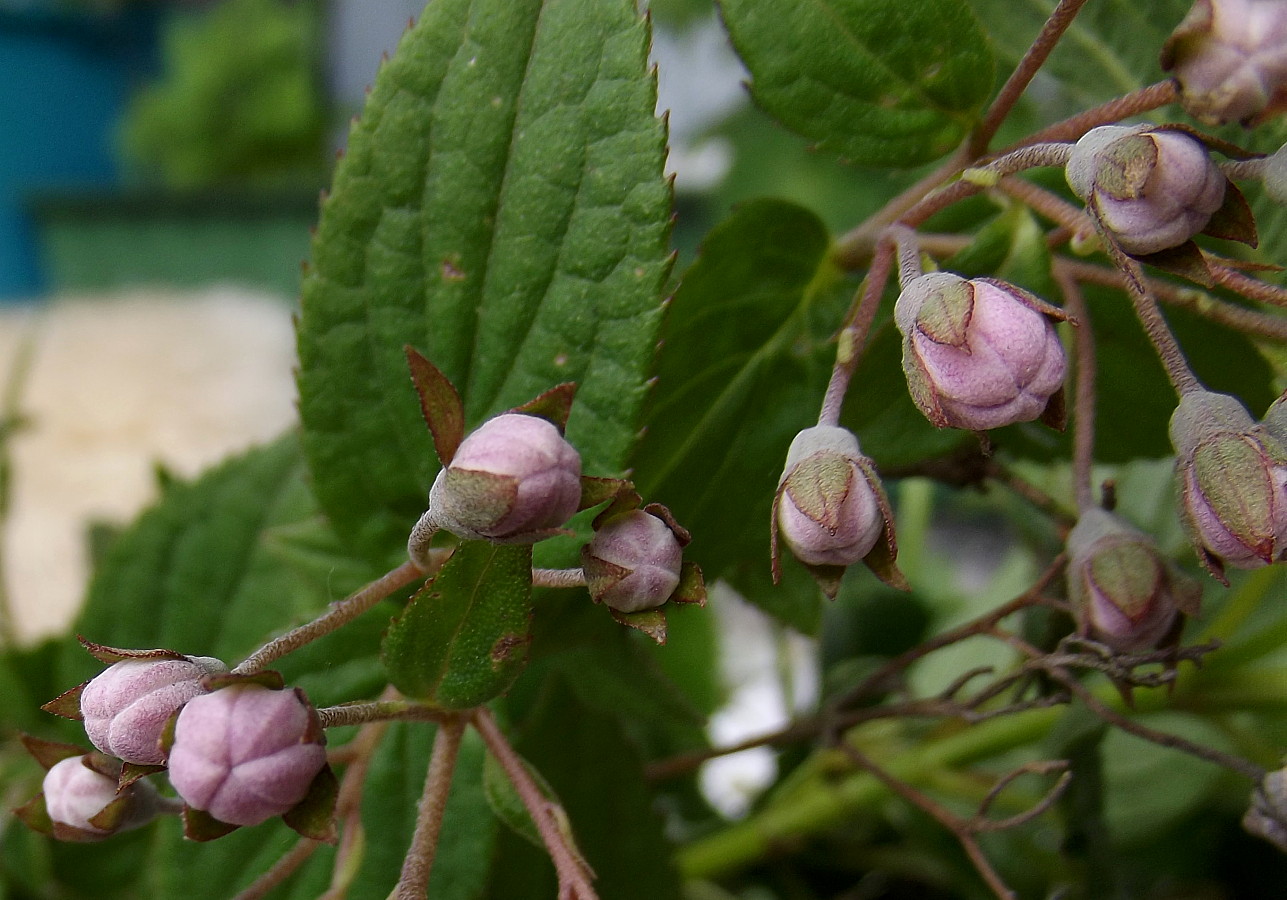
[43,755,159,839]
[582,510,684,613]
[421,412,582,544]
[1170,390,1287,578]
[1066,125,1226,256]
[1162,0,1287,125]
[167,684,327,827]
[80,656,227,765]
[894,273,1067,431]
[1067,509,1200,652]
[774,426,887,571]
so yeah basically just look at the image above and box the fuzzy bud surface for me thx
[167,684,326,827]
[1245,766,1287,851]
[426,413,582,543]
[1162,0,1287,125]
[582,510,683,613]
[1171,390,1287,575]
[894,273,1066,431]
[43,755,158,837]
[1067,509,1200,652]
[775,426,886,568]
[1066,125,1226,255]
[80,655,227,765]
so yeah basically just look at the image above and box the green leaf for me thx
[296,0,672,560]
[719,0,996,167]
[382,541,534,708]
[60,435,382,689]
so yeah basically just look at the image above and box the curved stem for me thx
[317,700,449,729]
[232,838,322,900]
[473,709,598,900]
[969,0,1094,156]
[390,716,466,900]
[1210,263,1287,308]
[233,559,429,676]
[998,80,1178,153]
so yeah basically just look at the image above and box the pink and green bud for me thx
[80,656,227,766]
[1170,390,1287,580]
[414,412,582,547]
[42,755,160,840]
[167,683,327,828]
[1066,125,1226,256]
[1162,0,1287,125]
[1067,509,1200,652]
[1246,765,1287,851]
[772,426,904,597]
[894,272,1067,431]
[582,509,685,613]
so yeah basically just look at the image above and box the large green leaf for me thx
[296,0,672,559]
[719,0,996,167]
[382,541,533,709]
[61,436,382,688]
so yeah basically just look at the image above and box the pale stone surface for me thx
[0,288,297,642]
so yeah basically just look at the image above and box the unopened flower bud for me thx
[1066,125,1226,256]
[1067,509,1200,652]
[1244,765,1287,851]
[167,684,326,827]
[418,412,582,545]
[774,426,889,573]
[80,655,227,766]
[1170,390,1287,578]
[1162,0,1287,125]
[582,510,684,613]
[42,755,160,839]
[894,273,1067,431]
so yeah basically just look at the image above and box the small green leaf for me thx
[382,542,534,708]
[720,0,996,167]
[482,749,559,850]
[297,0,672,560]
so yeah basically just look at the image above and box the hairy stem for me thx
[317,700,449,729]
[819,238,896,426]
[473,709,598,900]
[1124,265,1202,396]
[234,559,430,675]
[532,567,587,589]
[1210,263,1287,308]
[390,716,466,900]
[969,0,1095,156]
[231,838,322,900]
[999,80,1178,153]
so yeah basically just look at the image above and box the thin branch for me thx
[1122,262,1203,396]
[390,716,467,900]
[985,459,1079,533]
[231,838,322,900]
[969,0,1095,155]
[320,713,395,900]
[234,559,429,675]
[532,567,587,589]
[473,709,598,900]
[819,238,896,426]
[1209,263,1287,308]
[994,176,1096,242]
[997,80,1179,153]
[317,700,450,729]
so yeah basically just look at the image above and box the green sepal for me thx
[282,763,339,843]
[608,606,668,644]
[482,748,561,850]
[669,560,707,606]
[382,541,534,709]
[201,669,286,693]
[578,475,635,514]
[86,792,136,834]
[183,806,240,842]
[12,791,55,837]
[119,762,166,790]
[406,346,465,465]
[1202,177,1258,246]
[77,637,187,666]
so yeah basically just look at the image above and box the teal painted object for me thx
[0,6,159,300]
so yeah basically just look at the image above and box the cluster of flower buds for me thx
[1170,390,1287,581]
[1163,0,1287,125]
[894,272,1068,431]
[27,645,333,842]
[1066,508,1201,652]
[772,425,904,598]
[1065,124,1244,258]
